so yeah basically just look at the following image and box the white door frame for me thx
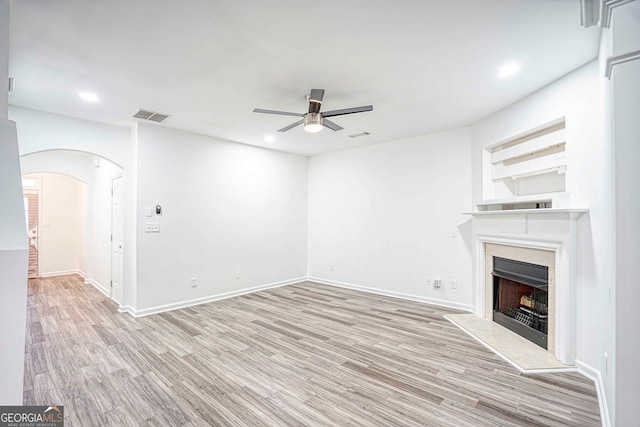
[22,175,42,279]
[111,174,124,304]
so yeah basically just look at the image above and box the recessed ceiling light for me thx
[79,91,99,103]
[264,135,275,142]
[498,63,520,78]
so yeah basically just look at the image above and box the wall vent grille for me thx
[132,108,171,123]
[349,131,371,138]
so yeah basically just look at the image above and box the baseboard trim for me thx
[308,276,474,313]
[40,269,83,278]
[118,305,136,316]
[84,278,111,298]
[575,359,610,427]
[127,277,308,318]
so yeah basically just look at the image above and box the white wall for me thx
[0,0,28,405]
[610,3,640,425]
[23,173,86,276]
[470,60,614,421]
[10,106,137,308]
[0,0,8,120]
[135,124,308,311]
[11,108,309,315]
[308,128,473,310]
[0,121,28,405]
[9,106,130,168]
[21,150,123,294]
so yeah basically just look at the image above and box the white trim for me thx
[308,276,475,313]
[38,270,112,301]
[601,0,635,28]
[491,151,566,181]
[490,128,566,164]
[39,269,83,278]
[77,270,115,301]
[467,208,588,216]
[575,359,611,427]
[118,305,136,316]
[124,277,308,317]
[580,0,601,27]
[605,49,640,79]
[84,278,111,298]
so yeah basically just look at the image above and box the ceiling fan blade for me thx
[322,105,373,118]
[323,118,343,131]
[253,108,303,117]
[308,89,325,114]
[278,119,304,132]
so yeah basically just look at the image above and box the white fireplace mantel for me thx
[466,208,589,217]
[466,208,588,365]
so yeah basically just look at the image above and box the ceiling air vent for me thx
[349,131,371,138]
[131,108,170,123]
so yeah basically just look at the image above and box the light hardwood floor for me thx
[24,275,601,426]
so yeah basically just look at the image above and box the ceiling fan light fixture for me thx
[304,113,323,133]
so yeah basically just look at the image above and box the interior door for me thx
[23,190,39,278]
[111,175,124,304]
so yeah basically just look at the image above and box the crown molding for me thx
[580,0,601,27]
[605,49,640,78]
[601,0,635,28]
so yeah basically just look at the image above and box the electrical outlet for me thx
[190,277,197,288]
[434,278,442,289]
[235,271,241,280]
[451,279,457,289]
[426,277,432,287]
[145,222,160,232]
[330,264,334,271]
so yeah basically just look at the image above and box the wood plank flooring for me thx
[24,275,601,426]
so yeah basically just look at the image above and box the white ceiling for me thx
[8,0,600,156]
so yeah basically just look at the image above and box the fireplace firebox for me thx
[492,257,549,349]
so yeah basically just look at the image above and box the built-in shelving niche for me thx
[481,118,568,211]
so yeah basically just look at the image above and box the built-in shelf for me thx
[484,119,567,201]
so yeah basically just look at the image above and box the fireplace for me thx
[469,205,587,365]
[492,257,549,349]
[482,242,558,357]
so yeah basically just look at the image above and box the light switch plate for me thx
[145,207,153,217]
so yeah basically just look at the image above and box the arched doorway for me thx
[21,150,124,304]
[22,172,87,280]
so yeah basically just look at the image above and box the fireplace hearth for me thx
[492,257,549,349]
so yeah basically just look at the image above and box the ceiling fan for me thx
[253,89,373,133]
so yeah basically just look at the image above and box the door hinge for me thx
[110,281,113,288]
[110,234,113,241]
